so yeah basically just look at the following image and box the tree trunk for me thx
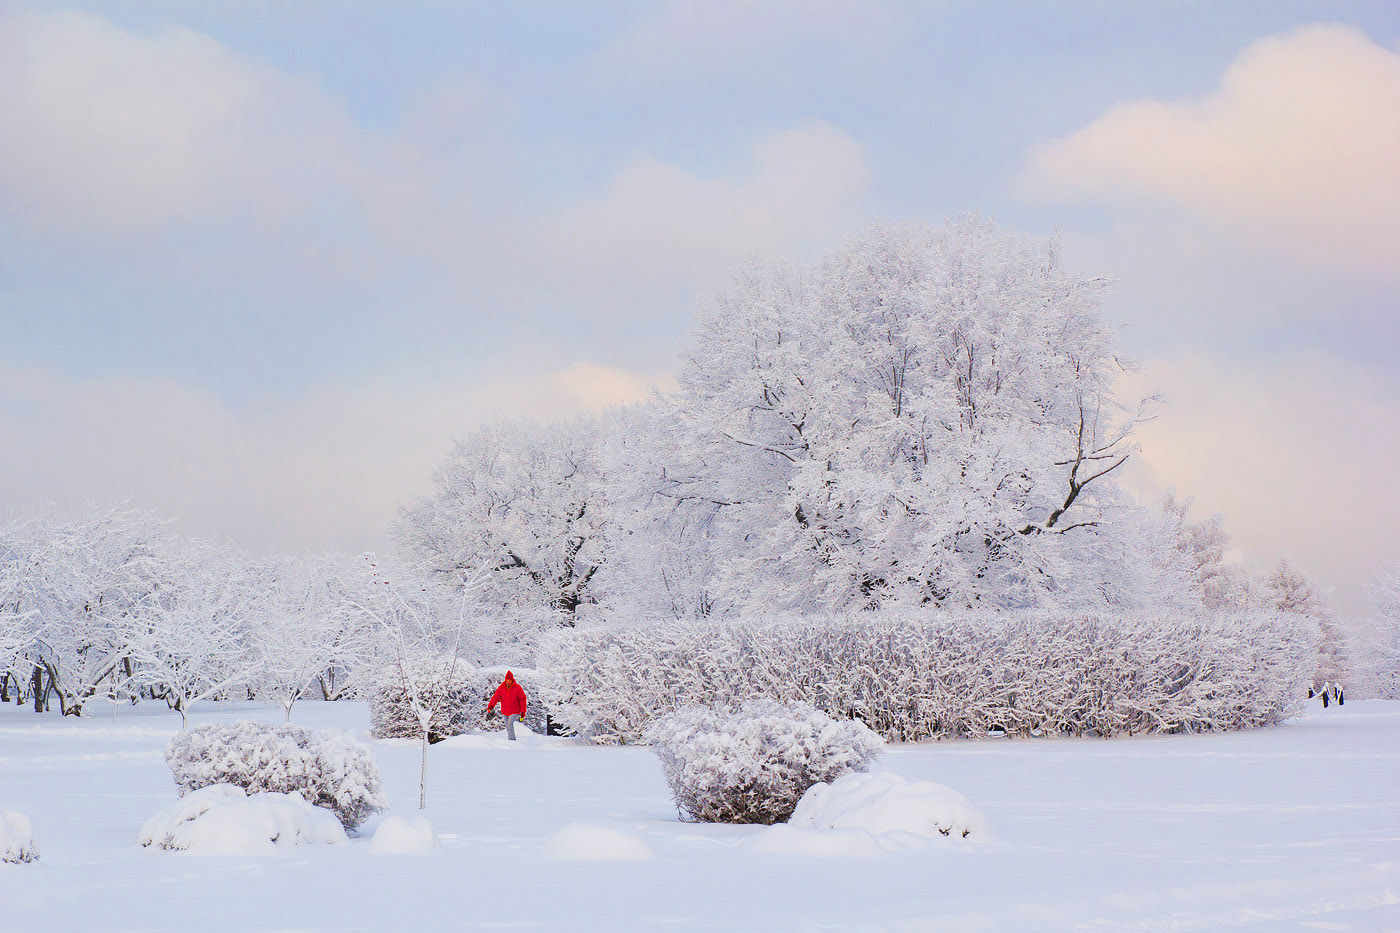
[419,728,429,809]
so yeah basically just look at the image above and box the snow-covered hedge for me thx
[647,700,883,825]
[540,611,1317,743]
[1,811,39,863]
[166,721,387,829]
[139,784,348,854]
[369,662,550,741]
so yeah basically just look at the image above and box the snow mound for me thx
[139,784,349,855]
[543,822,654,860]
[789,771,987,840]
[1,811,39,863]
[371,815,434,854]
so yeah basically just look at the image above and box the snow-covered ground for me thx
[1,699,1397,931]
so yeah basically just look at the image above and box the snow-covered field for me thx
[2,699,1397,932]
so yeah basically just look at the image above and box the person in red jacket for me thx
[486,671,528,741]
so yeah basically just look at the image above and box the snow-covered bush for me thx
[1,811,39,863]
[139,784,347,854]
[368,658,479,742]
[541,610,1317,743]
[370,662,552,739]
[647,700,883,825]
[165,721,387,829]
[789,771,986,840]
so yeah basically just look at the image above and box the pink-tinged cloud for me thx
[0,361,666,555]
[1119,353,1400,620]
[1026,25,1400,281]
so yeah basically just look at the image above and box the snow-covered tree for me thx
[1362,551,1400,699]
[350,554,484,808]
[628,220,1153,615]
[1266,560,1346,691]
[2,507,171,715]
[396,417,611,641]
[246,553,373,721]
[119,540,259,728]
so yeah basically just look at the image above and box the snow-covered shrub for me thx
[139,784,347,854]
[1,811,39,863]
[368,658,479,742]
[541,610,1317,743]
[165,720,387,830]
[370,662,552,740]
[789,771,986,840]
[646,700,883,825]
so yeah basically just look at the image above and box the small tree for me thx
[350,555,484,809]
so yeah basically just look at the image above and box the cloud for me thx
[0,8,375,233]
[542,122,868,304]
[0,361,666,554]
[1026,25,1400,281]
[1118,353,1400,619]
[0,7,869,335]
[591,0,902,81]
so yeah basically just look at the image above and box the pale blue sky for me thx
[1,1,1397,615]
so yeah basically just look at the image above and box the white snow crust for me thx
[370,815,434,854]
[0,811,39,863]
[543,822,654,860]
[3,699,1399,930]
[787,770,987,840]
[138,784,348,855]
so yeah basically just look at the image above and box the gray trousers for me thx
[505,713,520,741]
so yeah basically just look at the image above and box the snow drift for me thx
[138,784,348,855]
[788,771,986,840]
[370,815,435,854]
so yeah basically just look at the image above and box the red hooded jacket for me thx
[487,672,527,718]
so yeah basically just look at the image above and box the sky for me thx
[1,0,1397,619]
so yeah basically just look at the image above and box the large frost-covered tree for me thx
[397,418,611,632]
[627,220,1153,614]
